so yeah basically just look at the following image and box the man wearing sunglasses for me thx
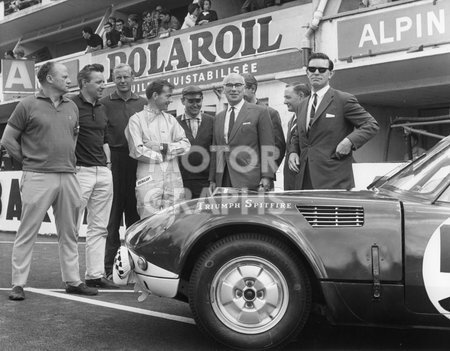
[209,73,276,192]
[288,52,379,190]
[176,85,214,199]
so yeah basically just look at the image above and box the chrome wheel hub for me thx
[210,256,289,334]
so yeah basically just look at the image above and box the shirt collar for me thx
[144,105,168,122]
[228,99,245,113]
[110,90,141,101]
[311,84,330,99]
[182,112,202,121]
[36,90,70,103]
[78,92,101,106]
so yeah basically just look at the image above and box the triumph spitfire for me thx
[113,136,450,350]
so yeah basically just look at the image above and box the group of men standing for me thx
[1,51,379,301]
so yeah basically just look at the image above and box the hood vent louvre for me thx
[296,205,364,227]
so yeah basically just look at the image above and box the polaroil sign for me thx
[88,4,312,81]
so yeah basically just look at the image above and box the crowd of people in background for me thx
[85,1,220,53]
[5,0,40,16]
[79,0,300,53]
[1,0,305,59]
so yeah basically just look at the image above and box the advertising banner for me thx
[85,6,311,85]
[1,59,35,94]
[337,0,450,59]
[0,171,124,237]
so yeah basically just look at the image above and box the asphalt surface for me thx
[2,231,450,351]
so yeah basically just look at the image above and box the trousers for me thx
[12,172,82,287]
[77,166,113,280]
[105,150,140,276]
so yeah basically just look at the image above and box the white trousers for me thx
[77,166,113,280]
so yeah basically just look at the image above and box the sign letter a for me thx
[5,61,33,89]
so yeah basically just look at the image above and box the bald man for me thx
[209,73,276,192]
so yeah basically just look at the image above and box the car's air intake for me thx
[296,205,364,227]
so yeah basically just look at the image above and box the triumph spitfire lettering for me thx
[195,197,292,214]
[106,16,281,77]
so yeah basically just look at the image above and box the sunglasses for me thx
[186,98,202,104]
[224,83,244,89]
[307,66,328,73]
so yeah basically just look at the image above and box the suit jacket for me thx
[176,113,214,181]
[289,88,379,190]
[283,113,301,190]
[256,100,286,169]
[210,101,275,190]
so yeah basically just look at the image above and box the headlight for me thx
[125,207,176,248]
[137,256,148,270]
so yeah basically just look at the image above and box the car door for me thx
[404,187,450,317]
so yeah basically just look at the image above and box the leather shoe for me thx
[86,277,119,289]
[9,286,25,301]
[66,283,98,295]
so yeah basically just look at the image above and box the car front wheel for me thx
[189,233,311,350]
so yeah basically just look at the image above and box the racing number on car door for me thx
[423,219,450,317]
[439,225,450,311]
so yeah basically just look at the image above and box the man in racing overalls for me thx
[125,79,190,218]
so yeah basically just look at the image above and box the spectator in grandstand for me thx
[103,21,121,48]
[125,79,190,218]
[176,85,214,199]
[209,73,276,192]
[1,62,98,300]
[4,50,15,59]
[82,26,103,52]
[181,3,200,29]
[142,10,159,38]
[242,73,285,190]
[120,14,143,44]
[108,16,117,30]
[115,18,126,42]
[196,0,218,25]
[100,63,147,280]
[1,50,15,73]
[288,52,379,190]
[283,83,310,190]
[71,64,117,289]
[159,9,181,33]
[8,0,39,13]
[13,47,26,59]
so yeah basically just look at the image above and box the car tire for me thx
[188,233,311,350]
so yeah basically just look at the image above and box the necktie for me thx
[308,93,318,130]
[289,114,297,134]
[189,118,198,138]
[227,106,235,141]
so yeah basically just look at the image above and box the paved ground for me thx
[2,231,450,351]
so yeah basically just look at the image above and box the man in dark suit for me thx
[209,73,276,191]
[242,73,286,185]
[176,85,214,199]
[288,52,379,190]
[283,83,310,190]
